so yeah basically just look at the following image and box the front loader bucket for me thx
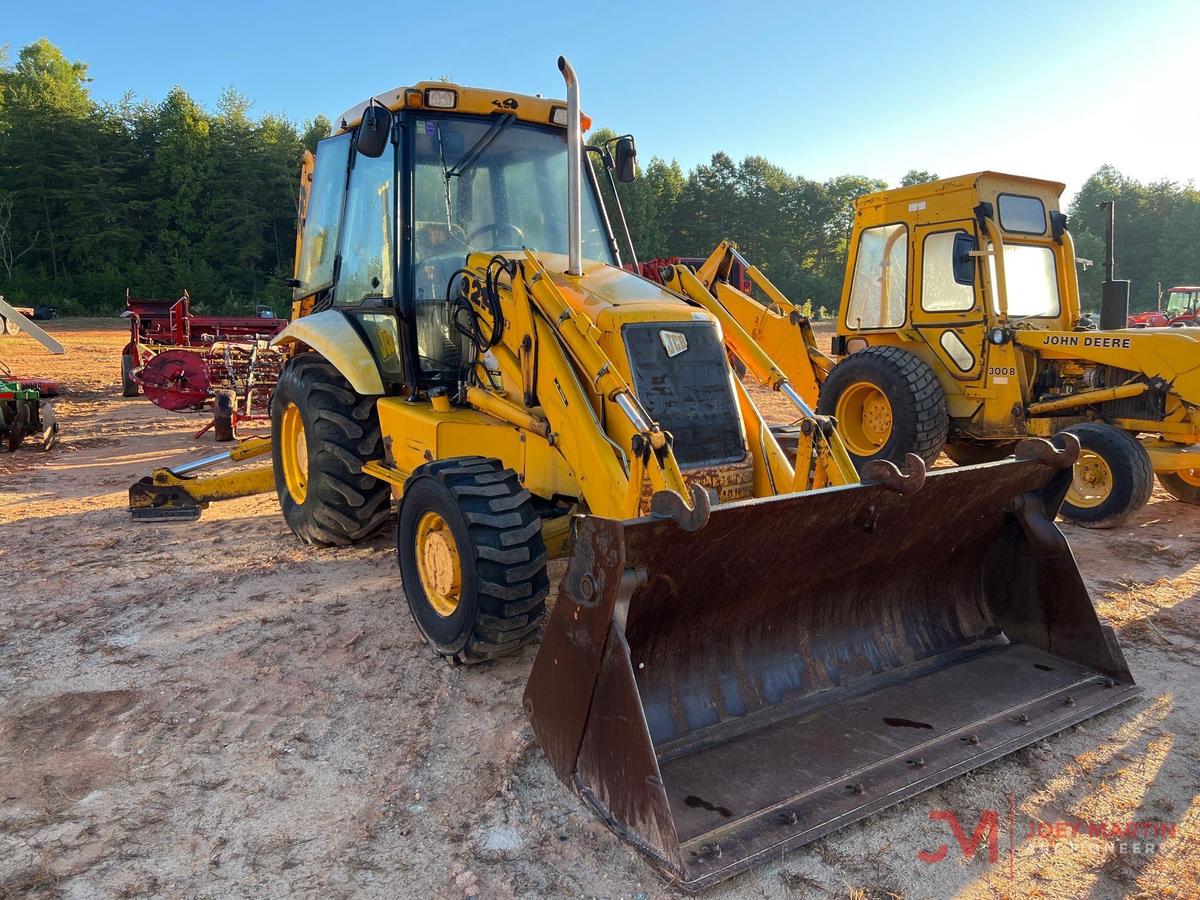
[524,437,1137,891]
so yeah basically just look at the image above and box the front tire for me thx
[818,345,948,468]
[1157,468,1200,505]
[270,352,391,546]
[1059,423,1153,528]
[398,457,548,664]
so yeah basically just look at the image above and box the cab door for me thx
[911,222,987,381]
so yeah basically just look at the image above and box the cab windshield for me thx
[987,242,1061,319]
[411,115,614,301]
[1165,290,1197,315]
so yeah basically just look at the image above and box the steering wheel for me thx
[468,221,526,250]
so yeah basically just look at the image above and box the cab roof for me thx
[336,81,574,134]
[853,171,1067,211]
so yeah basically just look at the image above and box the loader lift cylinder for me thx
[1098,200,1131,330]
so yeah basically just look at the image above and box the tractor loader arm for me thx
[663,257,858,490]
[451,251,710,525]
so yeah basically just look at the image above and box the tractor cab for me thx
[289,83,627,399]
[834,173,1083,372]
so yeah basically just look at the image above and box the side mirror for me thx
[614,135,637,183]
[952,232,976,286]
[356,102,392,159]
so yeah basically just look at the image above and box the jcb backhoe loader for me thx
[679,175,1200,528]
[130,65,1137,890]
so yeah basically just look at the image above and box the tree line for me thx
[1,40,1195,317]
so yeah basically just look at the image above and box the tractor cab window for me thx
[846,223,907,329]
[409,115,616,375]
[295,132,352,298]
[336,145,394,305]
[921,230,975,312]
[988,243,1060,318]
[1166,290,1197,315]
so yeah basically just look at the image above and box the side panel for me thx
[375,398,578,501]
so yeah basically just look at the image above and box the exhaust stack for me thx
[558,56,582,276]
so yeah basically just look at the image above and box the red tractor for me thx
[1127,285,1200,328]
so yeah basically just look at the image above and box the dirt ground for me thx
[1,321,1198,899]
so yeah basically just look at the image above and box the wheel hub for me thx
[836,381,893,457]
[416,511,462,617]
[1067,450,1113,509]
[280,402,308,504]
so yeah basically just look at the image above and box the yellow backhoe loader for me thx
[678,175,1200,528]
[129,66,1138,890]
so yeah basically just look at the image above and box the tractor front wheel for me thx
[1059,423,1153,528]
[1157,468,1200,505]
[270,353,391,545]
[397,457,548,664]
[817,345,948,468]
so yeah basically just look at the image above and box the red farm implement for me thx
[121,290,289,440]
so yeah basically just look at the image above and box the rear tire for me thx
[1059,423,1153,528]
[398,457,548,664]
[1157,469,1200,505]
[121,354,140,397]
[270,352,391,546]
[818,345,948,468]
[943,441,1018,465]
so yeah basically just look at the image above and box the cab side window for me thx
[336,144,395,306]
[921,231,975,312]
[846,223,907,329]
[294,132,352,298]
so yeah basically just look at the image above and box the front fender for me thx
[271,309,384,396]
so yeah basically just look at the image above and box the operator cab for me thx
[291,84,623,396]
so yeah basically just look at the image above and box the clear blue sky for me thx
[8,0,1199,201]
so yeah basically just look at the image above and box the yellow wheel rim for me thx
[835,381,893,457]
[1068,450,1113,509]
[416,511,463,617]
[280,402,309,504]
[1177,468,1200,487]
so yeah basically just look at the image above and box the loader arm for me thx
[454,251,709,523]
[664,257,858,490]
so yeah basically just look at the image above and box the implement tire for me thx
[398,457,548,665]
[818,345,948,468]
[1059,423,1153,528]
[270,352,391,546]
[1157,469,1200,505]
[121,354,140,397]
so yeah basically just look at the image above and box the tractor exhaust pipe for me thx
[558,56,583,277]
[1098,199,1131,329]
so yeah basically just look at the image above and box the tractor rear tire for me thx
[817,345,948,469]
[270,352,391,546]
[397,457,548,664]
[1059,423,1153,528]
[943,441,1018,465]
[121,354,140,397]
[1156,470,1200,505]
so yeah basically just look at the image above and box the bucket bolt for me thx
[963,734,980,745]
[1064,695,1075,706]
[847,782,866,795]
[909,757,927,769]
